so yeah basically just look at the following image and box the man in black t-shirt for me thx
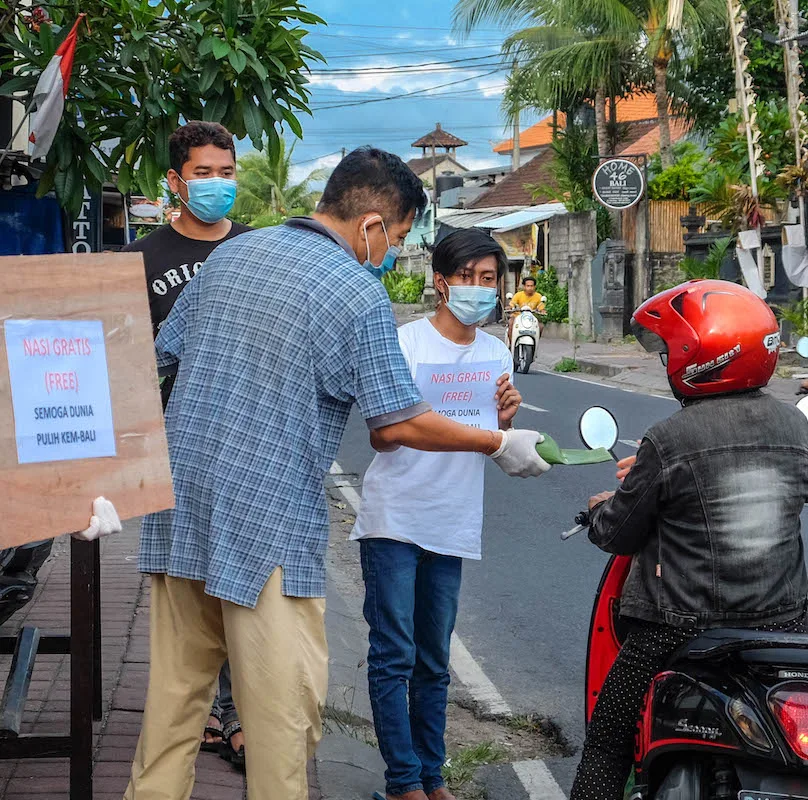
[123,120,250,771]
[123,121,251,339]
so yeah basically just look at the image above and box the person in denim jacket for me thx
[571,279,808,800]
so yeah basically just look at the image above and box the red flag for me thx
[28,15,84,159]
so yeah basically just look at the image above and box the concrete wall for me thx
[650,252,685,293]
[549,211,598,339]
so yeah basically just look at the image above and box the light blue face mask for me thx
[363,216,400,279]
[179,176,237,224]
[443,284,498,325]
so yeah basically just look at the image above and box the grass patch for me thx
[443,741,506,794]
[554,357,580,373]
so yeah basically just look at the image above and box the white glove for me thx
[72,497,122,541]
[490,430,551,478]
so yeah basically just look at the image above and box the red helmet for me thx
[631,279,780,398]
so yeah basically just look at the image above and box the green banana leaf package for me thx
[536,434,612,466]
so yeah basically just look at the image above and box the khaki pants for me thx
[124,568,327,800]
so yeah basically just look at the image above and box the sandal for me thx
[201,711,223,753]
[219,720,245,772]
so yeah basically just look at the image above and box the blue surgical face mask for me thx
[179,176,237,224]
[442,283,497,325]
[363,216,400,279]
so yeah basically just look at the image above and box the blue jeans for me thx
[361,539,462,796]
[210,660,239,728]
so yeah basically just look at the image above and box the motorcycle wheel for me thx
[517,343,534,374]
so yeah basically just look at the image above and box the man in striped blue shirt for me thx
[125,147,550,800]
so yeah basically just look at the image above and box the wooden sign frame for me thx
[0,253,174,548]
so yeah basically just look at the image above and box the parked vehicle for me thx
[566,407,808,799]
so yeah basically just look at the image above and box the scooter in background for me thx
[505,292,546,375]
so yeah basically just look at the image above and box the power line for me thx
[309,69,505,110]
[308,54,504,75]
[324,44,502,60]
[289,150,343,166]
[314,22,508,33]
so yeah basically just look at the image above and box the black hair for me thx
[318,146,427,223]
[431,229,508,278]
[169,121,236,174]
[523,276,537,286]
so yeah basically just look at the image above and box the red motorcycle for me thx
[569,406,808,799]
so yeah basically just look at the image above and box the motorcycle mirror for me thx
[579,406,619,454]
[506,292,514,300]
[541,295,547,302]
[797,396,808,420]
[797,337,808,358]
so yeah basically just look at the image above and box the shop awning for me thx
[473,203,568,233]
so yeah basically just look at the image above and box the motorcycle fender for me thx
[514,335,536,348]
[652,762,704,800]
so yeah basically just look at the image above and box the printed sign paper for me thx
[415,360,500,431]
[4,319,116,464]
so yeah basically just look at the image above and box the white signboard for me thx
[415,360,500,431]
[4,319,116,464]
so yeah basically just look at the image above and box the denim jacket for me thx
[589,391,808,629]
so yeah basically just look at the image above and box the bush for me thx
[531,267,569,323]
[554,357,580,373]
[648,143,708,201]
[382,271,425,304]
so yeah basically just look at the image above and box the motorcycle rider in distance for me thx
[507,277,546,345]
[571,279,808,800]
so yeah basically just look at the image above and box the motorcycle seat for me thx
[675,628,808,662]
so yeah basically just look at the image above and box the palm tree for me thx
[455,0,723,167]
[501,22,637,157]
[232,138,329,226]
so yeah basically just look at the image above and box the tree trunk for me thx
[594,88,608,158]
[654,57,673,168]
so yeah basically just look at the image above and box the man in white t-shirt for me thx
[352,229,522,800]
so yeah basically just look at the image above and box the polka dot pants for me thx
[569,614,807,800]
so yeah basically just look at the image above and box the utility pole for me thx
[777,0,807,304]
[511,60,520,172]
[728,0,764,279]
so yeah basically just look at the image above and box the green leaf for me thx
[145,98,161,116]
[199,59,219,94]
[0,74,35,95]
[246,55,268,81]
[242,97,263,147]
[199,36,215,56]
[35,166,56,199]
[202,91,230,122]
[268,54,287,76]
[38,22,54,58]
[84,149,109,187]
[228,49,247,73]
[154,118,170,172]
[222,0,238,30]
[187,20,204,36]
[281,106,302,139]
[117,161,133,196]
[235,40,257,58]
[187,0,214,14]
[212,39,231,60]
[120,42,136,69]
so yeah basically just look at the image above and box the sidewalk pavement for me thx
[0,516,379,800]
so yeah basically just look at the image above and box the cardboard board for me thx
[0,253,174,548]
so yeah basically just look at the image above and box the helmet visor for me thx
[630,318,668,354]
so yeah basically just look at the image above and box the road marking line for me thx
[619,439,640,449]
[512,760,567,800]
[329,462,362,515]
[449,632,512,716]
[521,402,549,413]
[534,368,675,400]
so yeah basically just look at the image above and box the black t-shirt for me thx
[123,222,252,335]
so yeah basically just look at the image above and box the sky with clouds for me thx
[246,0,540,183]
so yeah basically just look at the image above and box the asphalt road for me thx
[335,368,680,754]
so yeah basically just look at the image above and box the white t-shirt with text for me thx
[350,317,512,559]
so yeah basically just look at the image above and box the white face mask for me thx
[439,279,497,325]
